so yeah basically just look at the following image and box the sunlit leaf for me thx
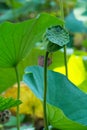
[0,13,63,68]
[54,55,86,86]
[78,79,87,93]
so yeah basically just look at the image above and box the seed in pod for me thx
[0,110,11,124]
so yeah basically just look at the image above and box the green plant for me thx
[0,13,63,129]
[22,0,69,129]
[59,0,68,77]
[0,96,21,129]
[41,0,69,128]
[43,25,69,130]
[0,1,86,129]
[23,1,87,130]
[0,96,21,111]
[44,51,49,130]
[23,24,70,130]
[23,66,87,129]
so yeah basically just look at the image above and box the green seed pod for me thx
[45,25,70,52]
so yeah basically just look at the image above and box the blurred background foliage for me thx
[0,0,87,129]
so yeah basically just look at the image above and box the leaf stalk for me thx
[59,0,68,77]
[43,51,49,130]
[15,66,20,130]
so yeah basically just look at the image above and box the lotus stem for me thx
[59,0,68,77]
[15,66,20,130]
[43,51,49,130]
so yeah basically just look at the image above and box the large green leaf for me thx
[0,49,65,93]
[47,104,87,130]
[23,66,87,129]
[0,13,63,68]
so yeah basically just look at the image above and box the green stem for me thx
[43,51,49,130]
[65,1,70,16]
[60,0,64,20]
[64,45,68,77]
[15,66,20,130]
[32,106,35,126]
[59,0,68,77]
